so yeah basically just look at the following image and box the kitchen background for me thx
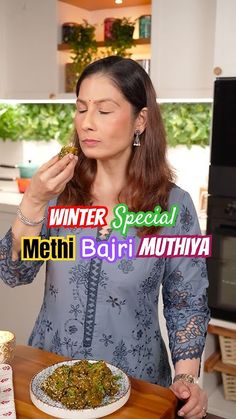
[0,0,236,418]
[0,101,211,218]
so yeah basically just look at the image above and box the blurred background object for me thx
[138,14,151,38]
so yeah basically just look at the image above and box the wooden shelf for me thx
[205,325,236,377]
[208,324,236,339]
[203,322,236,418]
[204,351,236,376]
[58,38,150,51]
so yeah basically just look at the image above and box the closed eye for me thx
[77,109,112,115]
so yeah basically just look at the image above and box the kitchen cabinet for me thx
[0,0,58,99]
[151,0,236,99]
[0,1,7,98]
[0,200,45,345]
[1,0,235,99]
[213,0,236,77]
[0,0,151,99]
[151,0,216,99]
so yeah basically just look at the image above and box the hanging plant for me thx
[105,17,136,57]
[65,20,98,92]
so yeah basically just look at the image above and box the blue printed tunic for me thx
[0,185,210,386]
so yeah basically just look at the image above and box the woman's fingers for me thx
[170,382,190,399]
[44,153,77,179]
[183,405,206,418]
[27,153,78,204]
[178,395,199,416]
[170,382,208,418]
[53,156,78,186]
[38,154,60,172]
[38,154,77,186]
[182,406,207,418]
[42,156,77,195]
[176,385,207,418]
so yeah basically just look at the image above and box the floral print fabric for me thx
[0,186,210,386]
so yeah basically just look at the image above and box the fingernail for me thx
[178,411,184,417]
[182,391,189,398]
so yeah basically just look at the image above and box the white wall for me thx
[214,0,236,76]
[151,0,216,98]
[2,0,57,98]
[168,145,210,213]
[0,0,7,98]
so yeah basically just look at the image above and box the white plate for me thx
[30,360,131,419]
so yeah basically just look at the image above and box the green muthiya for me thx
[41,360,120,409]
[0,102,212,147]
[58,145,78,159]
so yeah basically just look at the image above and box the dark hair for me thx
[59,56,175,236]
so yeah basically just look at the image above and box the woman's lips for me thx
[82,139,100,146]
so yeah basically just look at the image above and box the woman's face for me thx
[75,74,137,161]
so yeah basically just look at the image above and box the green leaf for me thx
[0,103,76,144]
[160,103,212,148]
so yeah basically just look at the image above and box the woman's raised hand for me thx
[25,153,78,205]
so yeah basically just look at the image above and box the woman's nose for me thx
[81,110,96,131]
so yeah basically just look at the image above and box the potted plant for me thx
[105,17,136,57]
[65,20,98,93]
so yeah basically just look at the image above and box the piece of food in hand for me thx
[58,145,78,159]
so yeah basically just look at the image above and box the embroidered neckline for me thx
[97,227,112,241]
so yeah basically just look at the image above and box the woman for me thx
[0,56,209,418]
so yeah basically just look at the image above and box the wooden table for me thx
[11,345,177,418]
